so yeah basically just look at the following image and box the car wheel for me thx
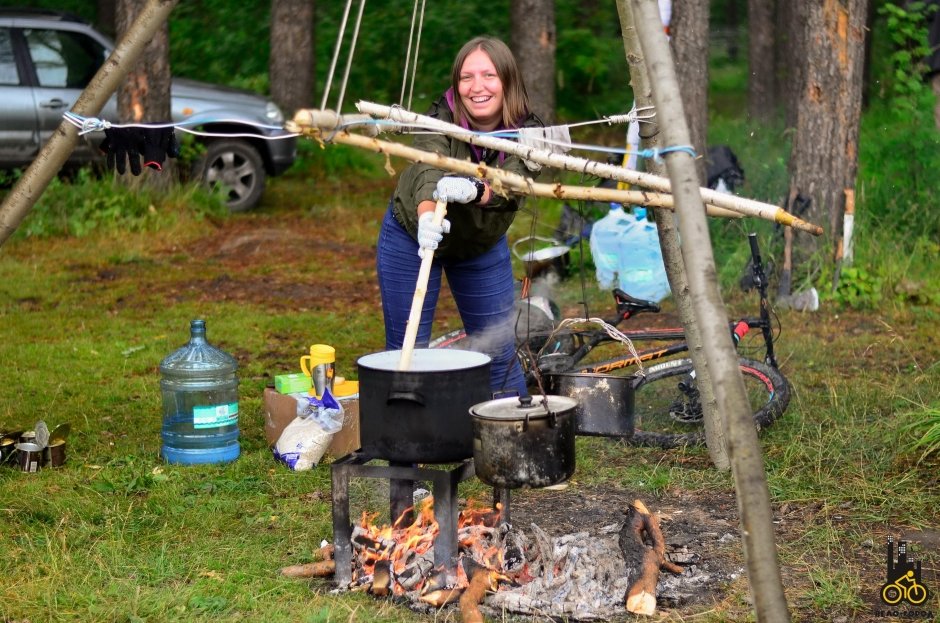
[199,139,266,212]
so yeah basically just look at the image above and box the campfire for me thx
[282,494,710,620]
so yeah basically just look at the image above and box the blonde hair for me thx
[450,36,530,129]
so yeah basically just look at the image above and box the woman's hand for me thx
[433,175,486,204]
[417,211,452,258]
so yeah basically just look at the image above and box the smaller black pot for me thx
[546,372,635,438]
[470,394,578,489]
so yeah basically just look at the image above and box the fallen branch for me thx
[620,499,683,616]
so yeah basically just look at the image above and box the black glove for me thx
[99,127,146,176]
[140,127,181,172]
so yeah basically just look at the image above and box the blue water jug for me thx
[160,319,240,464]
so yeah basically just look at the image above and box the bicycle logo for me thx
[881,537,930,606]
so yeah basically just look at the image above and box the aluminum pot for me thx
[470,394,578,489]
[357,349,492,463]
[546,372,636,438]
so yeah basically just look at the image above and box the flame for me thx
[350,498,509,596]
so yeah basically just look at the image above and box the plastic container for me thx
[160,319,240,464]
[589,204,632,288]
[588,205,670,302]
[617,210,670,302]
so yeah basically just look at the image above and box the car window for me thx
[0,28,18,85]
[24,28,103,88]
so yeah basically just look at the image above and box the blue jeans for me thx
[376,207,526,396]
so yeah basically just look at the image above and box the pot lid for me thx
[470,394,578,421]
[358,348,490,372]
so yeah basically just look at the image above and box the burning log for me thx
[459,562,492,623]
[370,560,392,597]
[619,499,684,616]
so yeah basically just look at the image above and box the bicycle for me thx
[430,232,791,449]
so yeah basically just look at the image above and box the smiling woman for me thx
[375,36,544,397]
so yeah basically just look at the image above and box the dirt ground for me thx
[132,216,936,621]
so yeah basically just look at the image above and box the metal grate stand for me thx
[331,452,506,587]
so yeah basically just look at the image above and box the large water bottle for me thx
[589,204,632,288]
[160,319,240,464]
[617,208,671,302]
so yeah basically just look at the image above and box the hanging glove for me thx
[99,127,146,176]
[140,127,181,172]
[417,211,452,258]
[432,175,486,204]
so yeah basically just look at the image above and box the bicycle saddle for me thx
[613,288,661,318]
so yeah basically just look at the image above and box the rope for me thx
[399,0,427,111]
[334,0,367,114]
[62,112,299,140]
[544,317,647,376]
[320,0,353,111]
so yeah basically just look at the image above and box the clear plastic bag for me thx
[273,389,344,471]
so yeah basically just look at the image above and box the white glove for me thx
[417,211,451,258]
[432,175,485,204]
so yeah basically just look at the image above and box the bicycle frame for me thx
[535,232,780,376]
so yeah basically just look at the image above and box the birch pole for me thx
[0,0,181,247]
[616,0,729,470]
[355,101,822,235]
[632,0,790,620]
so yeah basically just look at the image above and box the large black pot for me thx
[545,372,635,437]
[470,394,578,489]
[357,349,492,463]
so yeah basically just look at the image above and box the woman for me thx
[376,36,543,397]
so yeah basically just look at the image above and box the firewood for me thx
[419,588,462,607]
[459,566,491,623]
[279,560,336,578]
[620,499,684,616]
[370,560,392,597]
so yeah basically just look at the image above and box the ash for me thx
[481,522,725,621]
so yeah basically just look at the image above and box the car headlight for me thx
[265,102,285,125]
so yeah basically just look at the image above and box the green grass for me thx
[3,90,940,623]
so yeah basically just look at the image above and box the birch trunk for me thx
[616,0,729,470]
[632,0,790,620]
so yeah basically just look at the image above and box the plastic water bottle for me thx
[160,319,240,464]
[589,203,632,288]
[617,209,670,302]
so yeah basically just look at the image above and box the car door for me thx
[21,24,114,163]
[0,26,39,166]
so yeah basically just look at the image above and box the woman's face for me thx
[458,48,503,131]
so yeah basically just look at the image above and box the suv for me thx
[0,9,297,211]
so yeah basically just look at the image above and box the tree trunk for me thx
[97,0,117,37]
[270,0,315,117]
[116,0,174,190]
[774,0,802,127]
[510,0,557,124]
[747,0,776,121]
[669,0,710,183]
[633,0,791,619]
[616,0,729,470]
[786,0,868,274]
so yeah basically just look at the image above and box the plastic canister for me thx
[616,211,670,302]
[589,204,632,288]
[159,319,240,464]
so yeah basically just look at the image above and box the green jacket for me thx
[392,94,543,261]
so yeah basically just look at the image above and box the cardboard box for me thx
[274,372,311,394]
[262,387,360,461]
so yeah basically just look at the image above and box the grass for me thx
[2,120,940,622]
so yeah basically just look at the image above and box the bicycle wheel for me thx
[630,357,790,449]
